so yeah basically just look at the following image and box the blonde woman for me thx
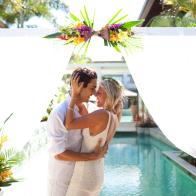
[64,75,123,196]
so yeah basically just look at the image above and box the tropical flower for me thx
[44,7,144,55]
[0,113,24,190]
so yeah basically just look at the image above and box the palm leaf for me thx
[7,152,24,166]
[125,36,143,53]
[78,41,87,54]
[43,32,62,38]
[82,39,91,58]
[3,113,13,126]
[114,45,121,52]
[110,42,121,52]
[80,10,88,26]
[70,12,80,22]
[112,14,128,24]
[122,20,144,28]
[64,41,74,45]
[104,40,108,46]
[0,182,12,187]
[0,178,19,187]
[0,148,24,166]
[0,113,13,132]
[92,9,95,28]
[0,166,11,172]
[0,148,15,160]
[84,6,91,27]
[107,8,123,24]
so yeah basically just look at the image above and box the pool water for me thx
[101,134,196,196]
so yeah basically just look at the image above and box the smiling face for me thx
[95,86,107,107]
[80,79,97,102]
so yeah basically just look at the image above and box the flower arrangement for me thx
[56,22,93,45]
[98,19,143,53]
[44,6,95,57]
[44,7,144,55]
[0,113,24,191]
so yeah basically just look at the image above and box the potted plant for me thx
[0,113,24,195]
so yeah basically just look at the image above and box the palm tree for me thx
[0,0,69,28]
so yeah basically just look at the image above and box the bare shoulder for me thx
[90,109,109,120]
[88,109,109,135]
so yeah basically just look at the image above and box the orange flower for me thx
[0,170,12,182]
[110,32,119,42]
[74,37,85,45]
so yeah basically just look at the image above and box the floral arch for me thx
[0,27,196,158]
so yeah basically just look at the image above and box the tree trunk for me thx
[17,11,24,28]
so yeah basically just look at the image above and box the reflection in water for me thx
[101,135,196,196]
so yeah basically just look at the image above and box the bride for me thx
[65,75,123,196]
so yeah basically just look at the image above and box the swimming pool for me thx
[101,134,196,196]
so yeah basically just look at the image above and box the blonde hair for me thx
[100,78,124,120]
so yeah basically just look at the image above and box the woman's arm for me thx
[66,105,108,132]
[65,75,108,134]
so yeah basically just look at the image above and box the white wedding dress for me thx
[66,111,118,196]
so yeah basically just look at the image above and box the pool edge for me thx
[163,151,196,180]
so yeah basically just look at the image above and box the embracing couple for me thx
[47,67,123,196]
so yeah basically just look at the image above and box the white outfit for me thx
[66,111,118,196]
[47,96,82,196]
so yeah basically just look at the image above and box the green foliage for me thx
[149,0,196,27]
[180,152,196,167]
[112,14,128,24]
[83,6,91,27]
[0,0,69,28]
[70,12,80,22]
[45,6,95,56]
[0,113,13,133]
[0,114,25,189]
[43,32,62,38]
[69,53,92,64]
[0,0,51,27]
[107,8,124,24]
[41,76,71,122]
[149,15,176,27]
[122,20,145,28]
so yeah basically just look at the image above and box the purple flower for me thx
[109,23,122,30]
[76,25,93,41]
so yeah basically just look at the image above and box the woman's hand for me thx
[71,74,84,99]
[93,138,108,159]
